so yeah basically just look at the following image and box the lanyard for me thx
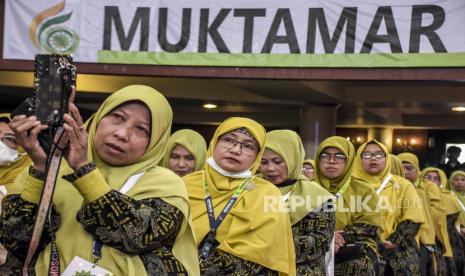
[335,178,351,199]
[23,127,67,276]
[92,172,144,265]
[199,173,251,261]
[376,174,392,195]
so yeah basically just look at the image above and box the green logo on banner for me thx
[29,0,79,54]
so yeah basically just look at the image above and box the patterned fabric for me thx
[335,223,381,276]
[293,201,335,275]
[434,244,448,276]
[0,194,61,275]
[382,220,421,275]
[419,244,435,276]
[77,190,187,275]
[446,213,464,276]
[198,239,278,275]
[62,162,97,182]
[28,166,46,181]
[0,190,187,275]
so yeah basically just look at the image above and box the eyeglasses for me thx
[0,134,17,149]
[361,151,386,159]
[218,135,259,155]
[319,152,347,163]
[424,175,440,182]
[302,167,314,172]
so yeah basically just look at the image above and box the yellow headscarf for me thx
[303,159,315,168]
[183,117,296,275]
[302,159,315,180]
[390,154,405,177]
[449,171,465,226]
[10,85,200,275]
[352,140,391,188]
[398,153,451,256]
[162,129,207,172]
[420,167,462,256]
[314,136,355,194]
[397,153,420,182]
[421,167,462,216]
[264,130,333,225]
[353,140,425,241]
[313,136,382,233]
[0,113,31,190]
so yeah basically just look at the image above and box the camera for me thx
[11,53,76,155]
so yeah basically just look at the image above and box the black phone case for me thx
[11,54,76,155]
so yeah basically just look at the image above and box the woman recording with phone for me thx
[0,85,199,275]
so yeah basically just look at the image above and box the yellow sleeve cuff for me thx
[72,168,111,203]
[21,174,45,203]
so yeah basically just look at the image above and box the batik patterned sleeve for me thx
[199,248,278,276]
[76,190,184,255]
[0,194,60,273]
[293,200,335,259]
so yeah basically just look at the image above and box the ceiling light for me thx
[452,106,465,112]
[203,103,217,109]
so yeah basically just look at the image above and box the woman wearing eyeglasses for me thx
[302,160,315,180]
[398,153,451,276]
[420,167,465,275]
[353,140,425,275]
[183,117,296,275]
[258,130,335,275]
[314,136,382,275]
[449,171,465,275]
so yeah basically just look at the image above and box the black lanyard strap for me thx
[199,173,251,262]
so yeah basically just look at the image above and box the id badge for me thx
[62,256,113,276]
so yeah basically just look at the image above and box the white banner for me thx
[4,0,465,67]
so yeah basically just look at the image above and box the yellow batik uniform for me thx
[421,167,465,274]
[265,130,335,275]
[353,140,425,274]
[183,117,296,276]
[1,86,200,275]
[398,153,450,275]
[314,136,382,276]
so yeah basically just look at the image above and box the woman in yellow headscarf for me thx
[314,136,382,276]
[421,167,465,275]
[183,117,296,275]
[0,113,31,191]
[302,159,315,180]
[162,129,207,177]
[258,130,335,275]
[0,113,32,266]
[353,141,425,275]
[449,171,465,275]
[449,171,465,233]
[1,85,199,275]
[390,154,436,276]
[398,153,450,276]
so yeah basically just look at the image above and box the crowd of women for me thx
[0,85,464,275]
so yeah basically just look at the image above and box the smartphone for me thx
[11,54,76,154]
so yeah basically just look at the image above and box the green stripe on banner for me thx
[97,51,465,67]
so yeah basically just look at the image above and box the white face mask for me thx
[0,140,19,166]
